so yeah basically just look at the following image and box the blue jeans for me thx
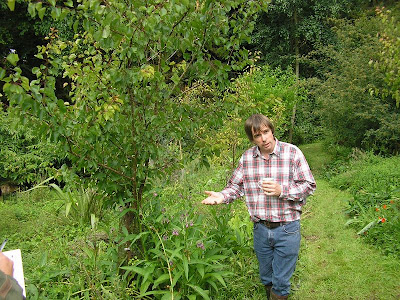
[253,220,301,296]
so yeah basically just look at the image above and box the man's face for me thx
[252,124,276,155]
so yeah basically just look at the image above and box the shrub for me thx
[329,151,400,258]
[309,15,400,154]
[0,110,62,186]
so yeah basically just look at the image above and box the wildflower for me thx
[169,260,173,266]
[161,207,166,213]
[153,192,158,197]
[162,235,168,240]
[390,200,394,204]
[375,208,379,212]
[196,242,205,250]
[172,229,179,236]
[382,204,387,209]
[190,221,193,227]
[381,218,386,223]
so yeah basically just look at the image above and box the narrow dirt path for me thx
[292,178,400,299]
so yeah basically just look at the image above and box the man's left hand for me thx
[261,180,281,196]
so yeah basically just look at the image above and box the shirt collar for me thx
[252,138,281,158]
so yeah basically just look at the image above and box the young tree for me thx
[374,5,400,107]
[1,0,266,237]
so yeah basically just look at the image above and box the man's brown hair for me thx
[244,114,275,142]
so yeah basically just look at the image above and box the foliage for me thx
[329,152,400,258]
[0,109,61,185]
[204,65,304,167]
[0,188,125,299]
[122,206,233,299]
[308,14,400,154]
[1,0,267,236]
[117,161,260,299]
[49,183,106,229]
[373,4,400,107]
[0,159,264,299]
[294,179,400,300]
[249,0,355,77]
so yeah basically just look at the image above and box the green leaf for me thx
[357,220,377,235]
[120,265,147,276]
[0,68,5,80]
[39,252,48,268]
[6,53,19,66]
[171,270,183,289]
[48,0,56,7]
[28,3,36,17]
[204,272,227,287]
[197,264,205,278]
[64,0,73,7]
[38,7,46,20]
[183,256,189,280]
[21,77,30,91]
[187,284,210,300]
[57,99,66,113]
[65,202,72,217]
[90,213,96,229]
[153,273,170,288]
[7,0,15,11]
[102,25,111,38]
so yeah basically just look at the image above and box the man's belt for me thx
[258,220,289,229]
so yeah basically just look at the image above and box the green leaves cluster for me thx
[121,200,235,299]
[1,0,266,234]
[307,13,400,154]
[250,0,353,75]
[204,65,304,166]
[0,110,61,185]
[373,5,400,107]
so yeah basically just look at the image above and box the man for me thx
[202,114,316,299]
[0,252,24,300]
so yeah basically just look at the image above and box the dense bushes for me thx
[328,151,400,258]
[0,110,61,186]
[307,13,400,154]
[203,65,305,167]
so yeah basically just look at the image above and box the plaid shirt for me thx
[220,139,316,222]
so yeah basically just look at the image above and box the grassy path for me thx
[292,179,400,299]
[291,144,400,299]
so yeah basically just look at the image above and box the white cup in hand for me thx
[258,177,274,189]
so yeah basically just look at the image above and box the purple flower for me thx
[153,192,158,197]
[162,235,168,240]
[196,242,205,250]
[169,260,173,266]
[172,229,179,236]
[161,207,166,213]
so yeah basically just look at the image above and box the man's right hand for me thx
[201,191,224,205]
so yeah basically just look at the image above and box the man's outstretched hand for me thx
[201,191,224,205]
